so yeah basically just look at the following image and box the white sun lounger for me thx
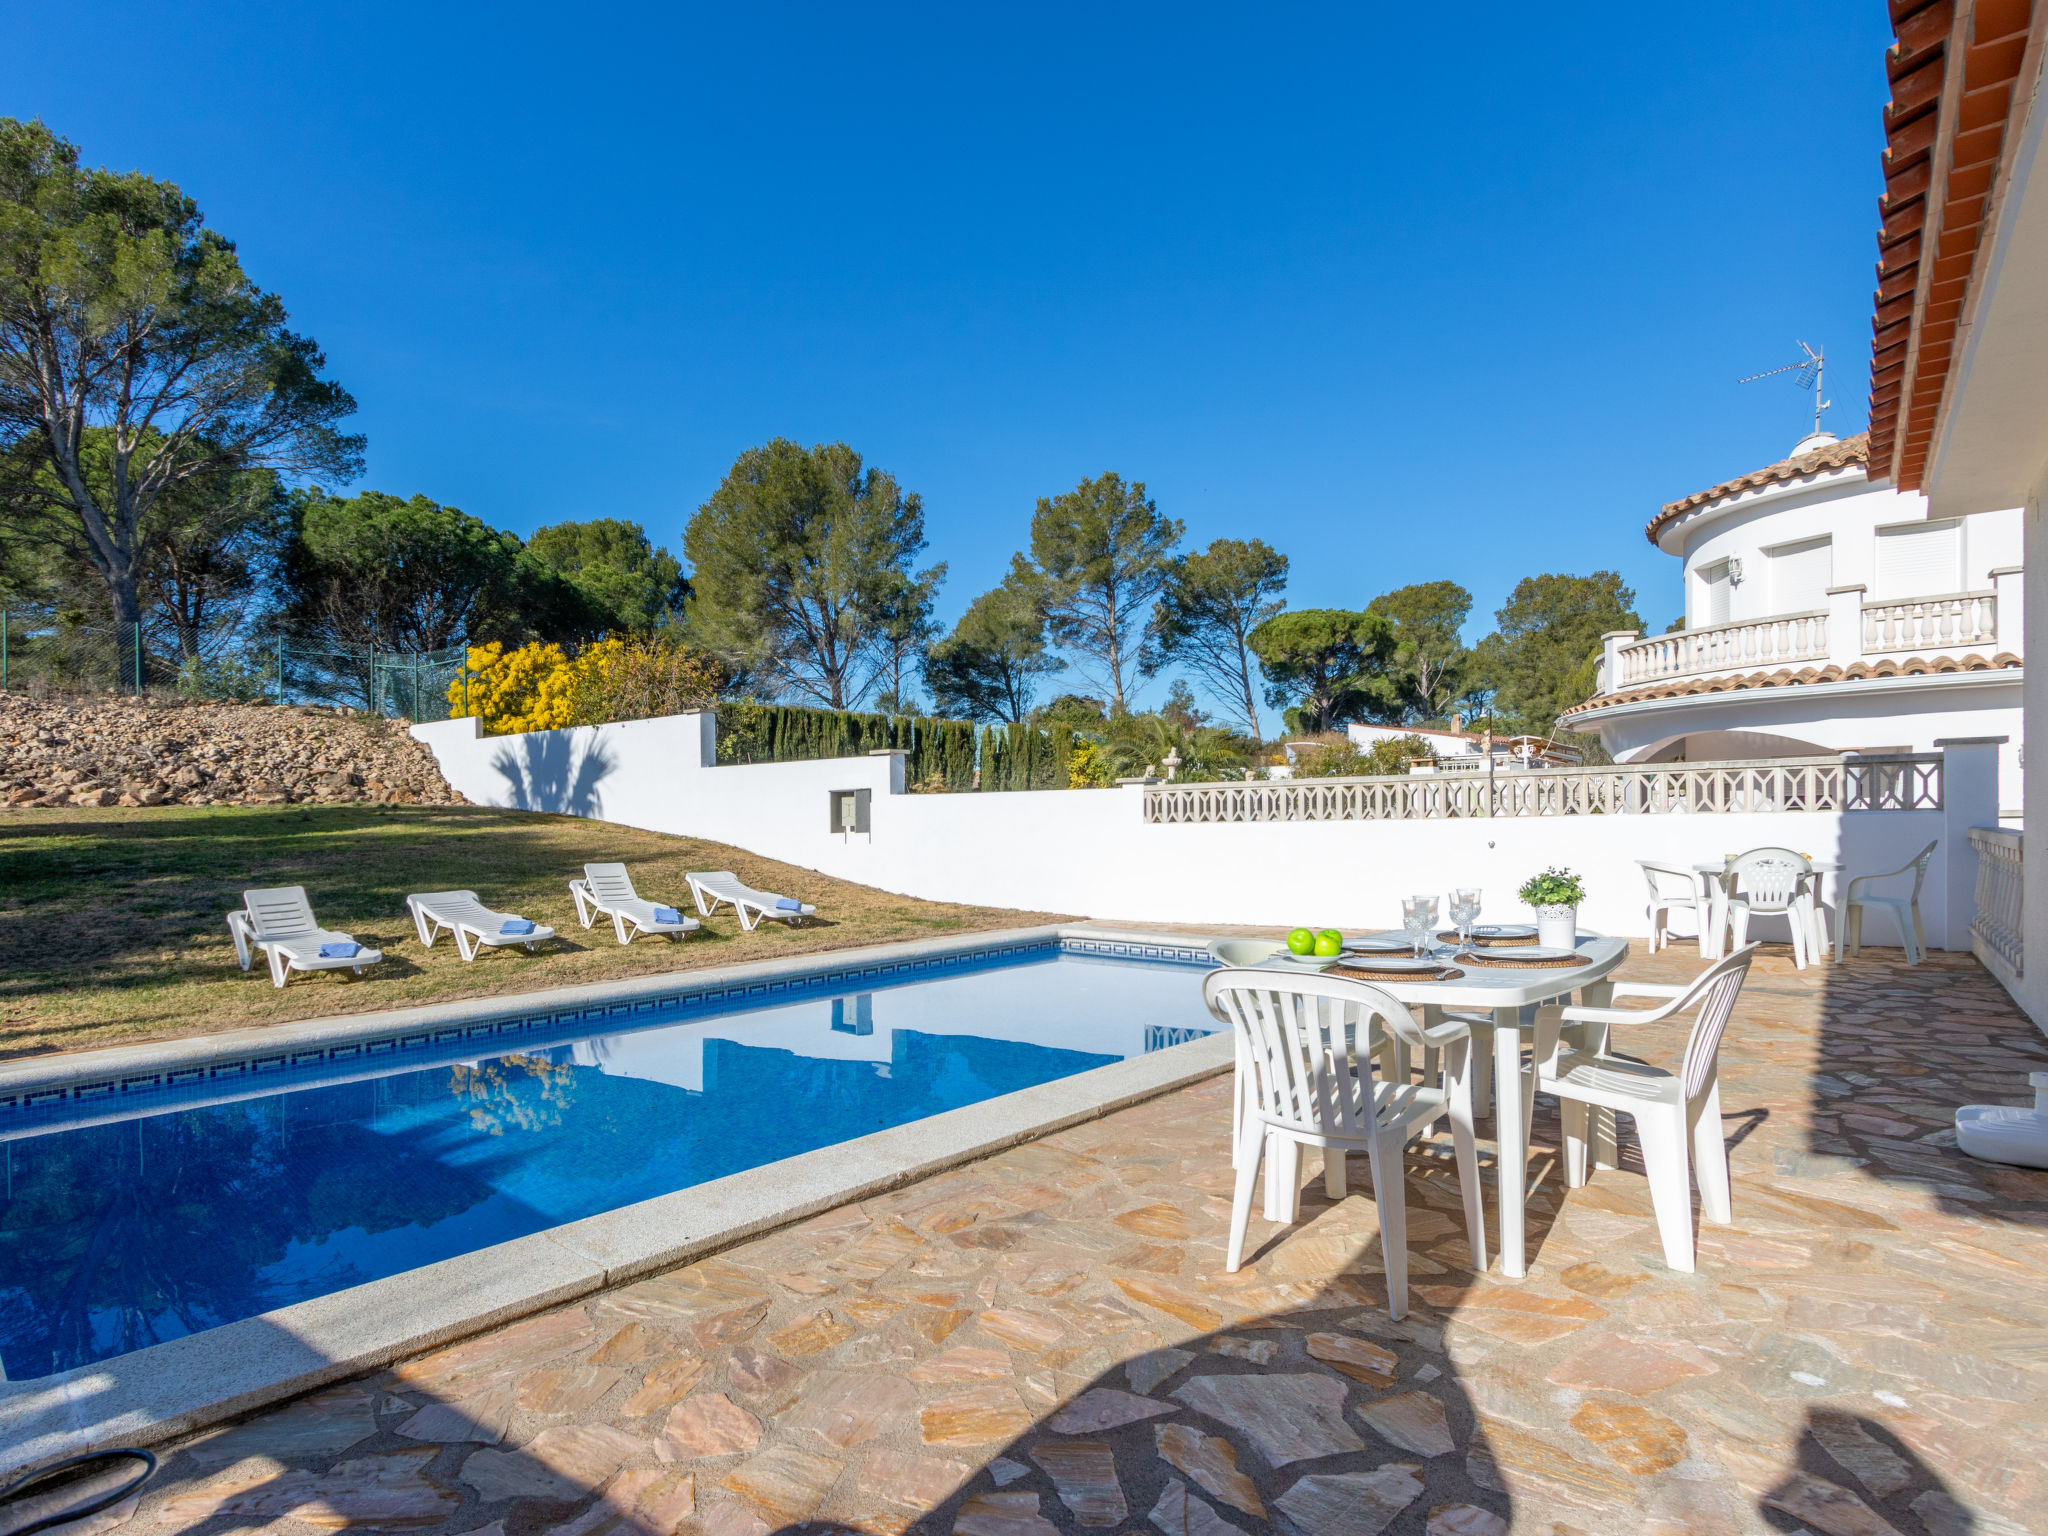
[227,886,385,988]
[406,890,557,962]
[687,870,817,930]
[569,863,701,945]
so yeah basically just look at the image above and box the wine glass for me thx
[1401,895,1439,959]
[1450,888,1482,949]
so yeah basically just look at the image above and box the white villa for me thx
[1343,721,1581,771]
[1562,428,2024,814]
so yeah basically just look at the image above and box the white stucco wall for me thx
[1665,468,2021,624]
[1579,675,2023,816]
[414,712,1989,952]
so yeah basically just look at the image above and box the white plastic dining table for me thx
[1253,932,1630,1279]
[1692,860,1837,961]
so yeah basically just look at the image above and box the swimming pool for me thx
[0,942,1217,1379]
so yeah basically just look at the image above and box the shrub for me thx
[176,653,271,703]
[449,639,589,734]
[451,634,724,735]
[575,634,723,724]
[1067,737,1110,788]
[1293,733,1426,777]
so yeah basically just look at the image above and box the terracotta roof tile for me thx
[1867,0,2043,490]
[1559,649,2021,719]
[1645,433,1870,546]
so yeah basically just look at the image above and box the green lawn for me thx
[0,804,1062,1060]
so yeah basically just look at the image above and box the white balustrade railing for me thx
[1863,591,1998,654]
[1144,753,1944,824]
[1614,612,1828,686]
[1969,825,2023,982]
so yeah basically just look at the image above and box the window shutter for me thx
[1768,536,1832,613]
[1875,521,1963,598]
[1700,562,1732,625]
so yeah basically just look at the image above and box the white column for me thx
[1825,584,1868,668]
[1937,736,2007,951]
[1599,630,1638,693]
[1992,566,2025,656]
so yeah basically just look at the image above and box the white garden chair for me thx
[1529,943,1756,1273]
[406,891,557,962]
[1203,969,1484,1319]
[687,870,816,929]
[1721,847,1814,969]
[1638,859,1705,955]
[569,864,701,945]
[227,887,385,989]
[1837,839,1937,965]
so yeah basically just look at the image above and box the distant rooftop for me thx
[1644,430,1871,546]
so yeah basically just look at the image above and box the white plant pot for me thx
[1536,904,1579,950]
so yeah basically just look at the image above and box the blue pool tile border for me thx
[0,933,1216,1123]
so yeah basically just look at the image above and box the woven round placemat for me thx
[1436,928,1537,945]
[1332,963,1465,983]
[1455,949,1588,969]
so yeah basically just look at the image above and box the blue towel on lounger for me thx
[776,897,802,912]
[499,918,536,935]
[653,906,683,925]
[318,941,360,959]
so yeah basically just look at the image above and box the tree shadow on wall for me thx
[490,733,614,818]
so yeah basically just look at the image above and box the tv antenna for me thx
[1739,340,1831,437]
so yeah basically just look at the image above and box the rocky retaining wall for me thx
[0,695,465,808]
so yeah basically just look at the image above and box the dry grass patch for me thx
[0,804,1064,1059]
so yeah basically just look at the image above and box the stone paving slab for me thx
[75,946,2048,1534]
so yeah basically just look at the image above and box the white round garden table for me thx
[1251,931,1631,1279]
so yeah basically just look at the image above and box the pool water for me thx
[0,950,1215,1379]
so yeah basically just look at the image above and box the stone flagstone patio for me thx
[98,945,2048,1535]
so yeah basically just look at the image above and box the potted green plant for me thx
[1519,867,1586,950]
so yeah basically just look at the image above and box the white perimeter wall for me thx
[415,712,1991,950]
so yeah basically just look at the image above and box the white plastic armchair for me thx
[687,870,816,930]
[1837,839,1937,964]
[569,863,701,945]
[1723,847,1814,968]
[227,886,385,988]
[1203,968,1485,1319]
[406,891,557,962]
[1637,859,1704,955]
[1530,943,1756,1272]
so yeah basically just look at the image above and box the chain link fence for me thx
[0,611,468,722]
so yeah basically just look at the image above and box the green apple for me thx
[1286,927,1315,955]
[1314,929,1344,956]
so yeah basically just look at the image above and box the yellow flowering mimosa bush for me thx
[449,635,715,735]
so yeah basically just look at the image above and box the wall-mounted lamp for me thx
[1727,557,1744,584]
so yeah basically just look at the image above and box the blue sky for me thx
[5,2,1890,719]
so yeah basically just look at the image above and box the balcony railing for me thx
[1143,753,1944,823]
[1863,591,1997,654]
[1611,589,2003,688]
[1969,825,2022,985]
[1614,612,1828,687]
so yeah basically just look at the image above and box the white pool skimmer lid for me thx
[1955,1072,2048,1169]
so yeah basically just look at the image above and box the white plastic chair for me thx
[406,891,557,962]
[569,864,701,945]
[686,870,816,930]
[1204,969,1485,1319]
[1722,848,1813,968]
[1530,943,1756,1272]
[1837,840,1937,965]
[1638,860,1704,955]
[227,887,385,988]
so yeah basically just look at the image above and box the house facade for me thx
[1560,429,2024,814]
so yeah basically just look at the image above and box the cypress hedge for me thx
[714,702,1086,791]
